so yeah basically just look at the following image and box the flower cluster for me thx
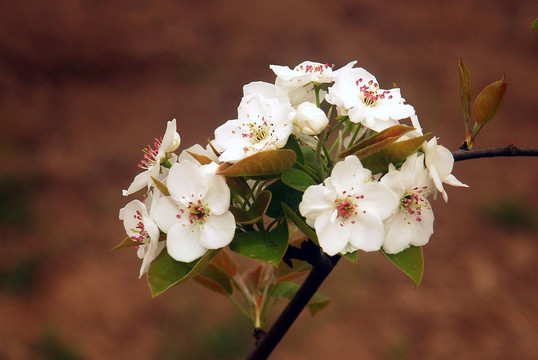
[117,60,467,285]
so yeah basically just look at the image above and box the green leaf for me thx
[271,281,330,315]
[194,263,233,295]
[217,149,296,178]
[284,135,304,164]
[360,133,431,174]
[282,202,318,245]
[343,251,358,263]
[151,176,170,196]
[281,168,317,192]
[110,236,139,251]
[381,246,423,287]
[472,77,507,126]
[301,146,316,165]
[229,221,289,266]
[229,190,272,225]
[532,18,538,30]
[265,180,303,219]
[338,124,415,160]
[458,59,473,134]
[147,250,216,297]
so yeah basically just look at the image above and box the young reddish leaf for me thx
[193,273,230,295]
[360,133,431,174]
[229,190,272,225]
[110,236,139,251]
[216,149,296,178]
[186,151,213,165]
[472,77,508,126]
[194,262,234,295]
[148,250,216,297]
[338,124,415,160]
[458,59,473,134]
[150,176,170,196]
[381,246,424,287]
[210,248,239,277]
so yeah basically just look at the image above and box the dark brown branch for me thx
[247,242,340,360]
[453,145,538,162]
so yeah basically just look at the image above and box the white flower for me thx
[214,82,293,163]
[380,154,434,254]
[291,101,329,136]
[299,156,399,256]
[270,61,356,105]
[423,138,468,202]
[123,118,181,196]
[326,67,415,131]
[152,160,235,262]
[119,197,164,277]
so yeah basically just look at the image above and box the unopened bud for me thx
[293,102,329,135]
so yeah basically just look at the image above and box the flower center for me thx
[241,119,273,144]
[189,201,210,224]
[400,186,431,223]
[130,210,149,243]
[138,136,163,169]
[333,192,365,225]
[355,78,392,107]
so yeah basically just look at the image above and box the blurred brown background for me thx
[0,1,537,359]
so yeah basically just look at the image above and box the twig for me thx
[247,242,340,360]
[453,144,538,162]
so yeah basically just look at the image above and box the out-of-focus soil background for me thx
[1,1,537,359]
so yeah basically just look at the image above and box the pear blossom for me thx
[380,154,434,254]
[270,61,356,105]
[123,119,181,196]
[299,156,399,256]
[326,67,415,131]
[152,160,235,262]
[119,197,165,277]
[423,137,468,202]
[291,101,329,136]
[214,82,293,163]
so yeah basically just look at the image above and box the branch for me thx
[247,242,340,360]
[453,144,538,162]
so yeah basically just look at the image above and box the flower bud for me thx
[293,102,329,135]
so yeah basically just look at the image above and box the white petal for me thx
[123,171,150,196]
[203,174,231,215]
[330,156,371,194]
[444,174,468,188]
[382,213,414,254]
[199,211,236,249]
[315,213,350,256]
[166,224,208,263]
[299,185,335,227]
[153,196,186,233]
[167,161,209,202]
[139,241,165,278]
[359,182,399,220]
[347,211,384,252]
